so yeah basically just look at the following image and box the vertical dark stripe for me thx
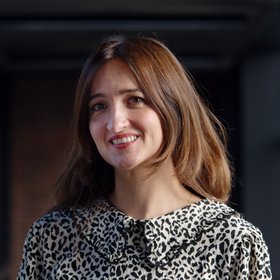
[0,70,11,276]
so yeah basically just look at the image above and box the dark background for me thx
[0,0,279,278]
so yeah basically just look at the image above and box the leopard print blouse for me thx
[17,199,272,279]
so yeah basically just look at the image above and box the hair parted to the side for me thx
[55,35,232,209]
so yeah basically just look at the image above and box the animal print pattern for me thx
[17,199,272,279]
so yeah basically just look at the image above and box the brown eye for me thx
[128,96,145,105]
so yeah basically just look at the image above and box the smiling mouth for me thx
[111,135,138,145]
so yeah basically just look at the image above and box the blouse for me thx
[17,198,272,279]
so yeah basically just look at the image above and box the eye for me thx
[127,96,145,105]
[90,103,107,113]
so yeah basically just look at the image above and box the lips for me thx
[109,134,139,145]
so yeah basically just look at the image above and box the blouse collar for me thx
[75,198,235,267]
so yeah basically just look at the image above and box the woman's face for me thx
[88,58,163,172]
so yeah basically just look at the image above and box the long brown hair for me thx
[55,35,232,209]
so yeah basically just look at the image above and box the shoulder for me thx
[206,201,272,278]
[27,200,107,239]
[190,199,272,278]
[215,201,265,241]
[29,208,76,236]
[21,206,97,262]
[201,200,270,263]
[194,199,267,246]
[25,207,91,245]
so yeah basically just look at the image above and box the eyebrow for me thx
[89,88,143,101]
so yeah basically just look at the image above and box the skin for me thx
[89,58,200,219]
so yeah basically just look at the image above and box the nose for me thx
[106,107,129,132]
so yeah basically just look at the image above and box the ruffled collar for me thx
[75,199,235,267]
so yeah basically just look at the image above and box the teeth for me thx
[112,136,137,145]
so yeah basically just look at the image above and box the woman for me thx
[17,36,271,279]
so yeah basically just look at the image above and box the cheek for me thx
[89,121,102,143]
[147,111,163,132]
[139,110,163,141]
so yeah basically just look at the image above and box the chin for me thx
[116,163,138,171]
[113,159,144,172]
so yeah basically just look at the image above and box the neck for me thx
[109,160,200,220]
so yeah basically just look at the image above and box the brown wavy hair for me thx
[55,35,232,209]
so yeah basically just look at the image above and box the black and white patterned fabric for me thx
[17,199,272,279]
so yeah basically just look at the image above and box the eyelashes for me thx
[89,95,146,116]
[90,103,107,112]
[127,96,146,105]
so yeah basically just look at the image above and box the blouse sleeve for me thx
[231,225,272,279]
[17,222,44,280]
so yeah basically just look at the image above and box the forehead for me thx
[88,59,145,103]
[90,58,139,92]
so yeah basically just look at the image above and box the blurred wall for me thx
[242,51,280,274]
[8,71,75,279]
